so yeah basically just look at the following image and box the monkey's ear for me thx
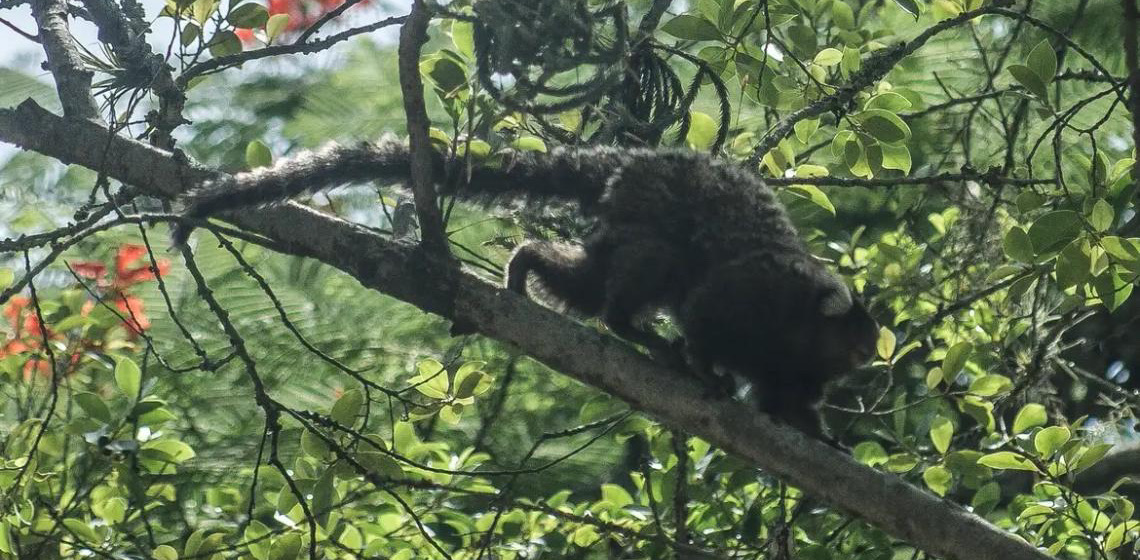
[819,286,854,317]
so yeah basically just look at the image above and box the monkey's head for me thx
[812,285,879,377]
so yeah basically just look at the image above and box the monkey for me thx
[173,137,880,439]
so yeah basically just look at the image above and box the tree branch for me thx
[397,0,448,254]
[30,0,100,120]
[0,99,1056,560]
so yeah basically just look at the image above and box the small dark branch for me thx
[30,0,100,119]
[765,171,1053,188]
[177,15,407,85]
[398,0,448,255]
[0,16,39,42]
[671,431,690,551]
[295,0,367,42]
[638,0,672,37]
[903,89,1013,119]
[1123,0,1140,193]
[1056,69,1123,83]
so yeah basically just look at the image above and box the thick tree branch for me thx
[0,100,1055,560]
[31,0,100,120]
[397,0,448,254]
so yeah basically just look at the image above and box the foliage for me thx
[2,0,1140,558]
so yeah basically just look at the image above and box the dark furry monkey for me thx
[174,138,879,438]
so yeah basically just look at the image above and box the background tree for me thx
[1,0,1139,559]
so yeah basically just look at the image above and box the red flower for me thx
[71,244,169,338]
[1,297,62,381]
[233,0,369,44]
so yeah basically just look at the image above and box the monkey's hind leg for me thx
[599,240,687,366]
[506,241,607,316]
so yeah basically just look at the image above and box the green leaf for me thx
[207,31,242,57]
[454,368,491,399]
[269,533,302,560]
[661,14,722,41]
[686,110,717,150]
[266,14,290,43]
[1015,191,1045,213]
[941,342,972,377]
[300,429,329,459]
[1008,64,1048,98]
[1056,241,1091,289]
[192,0,217,25]
[425,56,467,94]
[971,482,1001,515]
[153,544,179,560]
[101,497,127,524]
[311,468,337,526]
[1093,268,1135,311]
[245,140,272,169]
[786,185,836,215]
[0,269,12,291]
[930,416,953,455]
[922,465,952,496]
[1090,199,1115,232]
[1033,426,1070,457]
[1028,210,1081,255]
[857,109,911,144]
[1012,403,1046,434]
[892,0,921,18]
[75,392,112,423]
[602,483,634,508]
[853,441,888,466]
[227,2,268,28]
[885,453,918,473]
[793,119,819,143]
[926,367,944,389]
[330,388,363,426]
[794,164,829,178]
[813,48,843,67]
[63,518,100,543]
[866,92,913,112]
[510,136,547,153]
[114,356,142,399]
[879,143,912,174]
[968,374,1013,397]
[876,327,896,360]
[451,20,474,59]
[1105,521,1140,552]
[1101,236,1140,265]
[831,1,855,29]
[841,47,862,76]
[0,522,10,554]
[1073,442,1114,473]
[143,439,196,463]
[1027,40,1057,85]
[977,451,1039,472]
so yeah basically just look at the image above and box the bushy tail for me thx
[172,136,618,246]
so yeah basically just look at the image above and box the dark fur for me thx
[175,138,879,438]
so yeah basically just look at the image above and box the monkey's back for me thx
[596,149,808,263]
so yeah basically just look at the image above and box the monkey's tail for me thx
[172,137,615,246]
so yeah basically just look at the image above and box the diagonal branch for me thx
[0,99,1055,560]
